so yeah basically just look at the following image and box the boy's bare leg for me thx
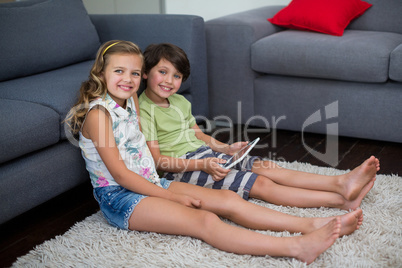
[168,182,362,236]
[249,175,376,210]
[130,196,341,264]
[251,156,380,201]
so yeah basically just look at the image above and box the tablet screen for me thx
[223,137,259,169]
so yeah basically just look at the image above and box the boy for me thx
[139,43,379,209]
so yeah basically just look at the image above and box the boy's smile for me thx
[144,58,183,107]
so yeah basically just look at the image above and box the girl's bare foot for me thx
[342,178,375,210]
[314,209,363,237]
[293,218,341,264]
[340,156,379,201]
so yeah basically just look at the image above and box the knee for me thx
[249,176,275,200]
[214,190,246,219]
[253,176,275,192]
[218,189,243,206]
[196,210,221,238]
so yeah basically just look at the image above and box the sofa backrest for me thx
[348,0,402,35]
[0,0,100,82]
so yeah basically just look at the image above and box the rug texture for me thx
[13,161,401,267]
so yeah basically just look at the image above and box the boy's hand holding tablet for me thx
[221,138,260,169]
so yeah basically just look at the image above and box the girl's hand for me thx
[170,193,201,208]
[202,157,230,182]
[226,141,248,156]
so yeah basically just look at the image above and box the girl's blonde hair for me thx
[65,40,143,135]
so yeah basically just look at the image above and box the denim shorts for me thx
[93,178,172,230]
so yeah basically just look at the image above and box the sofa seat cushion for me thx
[0,0,100,82]
[0,60,94,139]
[251,29,402,83]
[0,99,60,163]
[390,44,402,82]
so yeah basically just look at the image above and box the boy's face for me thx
[143,58,183,104]
[102,53,143,108]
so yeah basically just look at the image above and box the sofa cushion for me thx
[348,0,402,35]
[268,0,372,36]
[251,29,402,83]
[0,0,100,82]
[0,99,60,163]
[0,141,88,224]
[389,44,402,82]
[0,60,94,139]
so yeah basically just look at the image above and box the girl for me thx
[66,40,363,265]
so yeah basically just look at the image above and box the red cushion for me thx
[268,0,372,36]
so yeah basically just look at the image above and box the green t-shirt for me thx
[139,93,205,158]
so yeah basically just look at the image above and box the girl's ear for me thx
[142,73,148,79]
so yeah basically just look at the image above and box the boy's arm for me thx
[192,124,248,156]
[147,140,229,181]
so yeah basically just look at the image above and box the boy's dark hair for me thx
[143,43,190,82]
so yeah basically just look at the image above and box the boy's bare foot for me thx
[342,178,375,210]
[340,156,379,201]
[314,209,363,237]
[293,218,340,264]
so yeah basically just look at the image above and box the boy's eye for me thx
[174,74,182,79]
[132,72,140,76]
[159,70,166,75]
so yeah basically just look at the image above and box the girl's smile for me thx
[119,85,133,91]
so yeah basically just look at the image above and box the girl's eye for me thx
[115,69,123,74]
[132,72,140,76]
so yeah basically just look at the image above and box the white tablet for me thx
[222,137,260,169]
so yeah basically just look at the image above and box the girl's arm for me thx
[83,107,200,208]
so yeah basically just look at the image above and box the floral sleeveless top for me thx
[79,94,161,188]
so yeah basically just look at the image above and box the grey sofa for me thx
[0,0,208,225]
[206,0,402,143]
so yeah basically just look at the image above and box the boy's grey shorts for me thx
[164,146,260,200]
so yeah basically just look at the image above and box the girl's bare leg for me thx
[168,182,362,236]
[129,196,341,264]
[252,156,380,201]
[249,175,376,210]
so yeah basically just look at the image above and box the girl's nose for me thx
[123,74,132,83]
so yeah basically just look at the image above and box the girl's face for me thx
[143,58,183,106]
[102,53,143,108]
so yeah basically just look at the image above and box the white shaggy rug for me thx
[13,161,402,267]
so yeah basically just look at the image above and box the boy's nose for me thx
[165,75,173,83]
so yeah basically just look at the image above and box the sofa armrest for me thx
[206,6,284,122]
[90,14,208,118]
